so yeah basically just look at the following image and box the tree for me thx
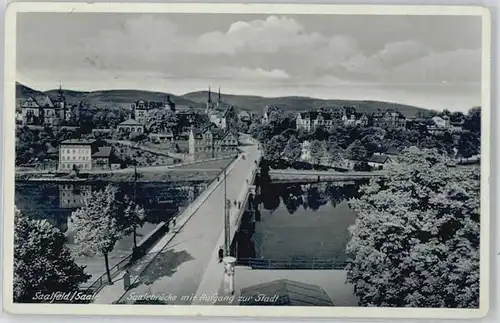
[309,140,327,164]
[282,135,302,162]
[457,131,480,159]
[146,108,178,134]
[71,185,134,284]
[264,134,287,163]
[14,208,90,302]
[326,140,343,164]
[346,139,368,161]
[464,107,481,134]
[123,196,146,249]
[346,147,480,308]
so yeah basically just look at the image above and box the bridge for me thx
[268,169,386,183]
[94,137,262,305]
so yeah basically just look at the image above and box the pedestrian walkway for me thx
[93,144,261,304]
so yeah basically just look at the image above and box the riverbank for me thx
[16,170,219,183]
[15,157,234,183]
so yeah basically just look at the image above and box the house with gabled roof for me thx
[21,97,41,125]
[372,109,406,128]
[20,84,78,127]
[296,111,334,132]
[117,118,144,134]
[188,124,239,159]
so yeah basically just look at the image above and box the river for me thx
[234,180,368,265]
[15,180,208,285]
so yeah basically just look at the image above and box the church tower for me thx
[206,86,215,113]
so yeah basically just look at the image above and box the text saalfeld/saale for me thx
[32,291,98,303]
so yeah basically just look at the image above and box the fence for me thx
[82,215,177,294]
[237,258,348,270]
[83,254,133,294]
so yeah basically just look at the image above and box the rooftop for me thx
[60,139,96,145]
[119,118,143,126]
[239,278,334,306]
[92,147,112,158]
[369,154,391,164]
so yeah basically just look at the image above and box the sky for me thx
[16,13,483,112]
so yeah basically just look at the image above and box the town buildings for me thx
[91,147,113,170]
[117,118,144,134]
[371,109,407,128]
[58,139,98,172]
[205,87,238,130]
[132,97,176,125]
[296,106,372,131]
[431,115,451,128]
[296,111,335,131]
[188,124,239,159]
[58,139,116,172]
[20,85,80,126]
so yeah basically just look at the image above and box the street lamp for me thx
[223,167,231,257]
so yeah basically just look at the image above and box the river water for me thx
[15,181,208,285]
[235,180,367,264]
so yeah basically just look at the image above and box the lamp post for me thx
[223,167,231,257]
[132,158,139,249]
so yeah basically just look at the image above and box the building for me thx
[432,115,451,128]
[205,86,223,114]
[204,87,237,130]
[20,85,80,126]
[296,111,334,132]
[131,96,175,125]
[367,154,393,170]
[40,96,57,126]
[132,100,149,124]
[21,97,41,125]
[372,109,407,128]
[91,147,113,170]
[238,110,251,122]
[356,113,370,126]
[117,118,144,134]
[261,105,271,124]
[58,139,98,172]
[149,131,174,143]
[188,125,239,159]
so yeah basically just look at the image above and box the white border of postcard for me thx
[2,2,491,319]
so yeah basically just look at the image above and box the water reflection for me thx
[15,180,209,283]
[236,180,367,264]
[15,181,208,233]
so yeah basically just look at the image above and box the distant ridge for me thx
[16,82,430,117]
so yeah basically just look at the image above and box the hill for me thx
[16,83,205,110]
[16,82,429,117]
[182,91,429,117]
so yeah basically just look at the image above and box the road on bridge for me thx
[94,144,260,304]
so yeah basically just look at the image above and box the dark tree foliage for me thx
[14,208,90,303]
[347,147,480,308]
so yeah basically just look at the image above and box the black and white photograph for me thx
[2,2,490,318]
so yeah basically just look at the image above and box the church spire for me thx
[58,81,65,101]
[218,87,221,103]
[208,86,212,103]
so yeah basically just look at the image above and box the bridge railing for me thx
[82,215,179,294]
[237,257,348,270]
[82,253,133,294]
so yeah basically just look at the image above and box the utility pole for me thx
[224,168,230,256]
[133,160,138,248]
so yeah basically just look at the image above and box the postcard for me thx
[2,2,491,319]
